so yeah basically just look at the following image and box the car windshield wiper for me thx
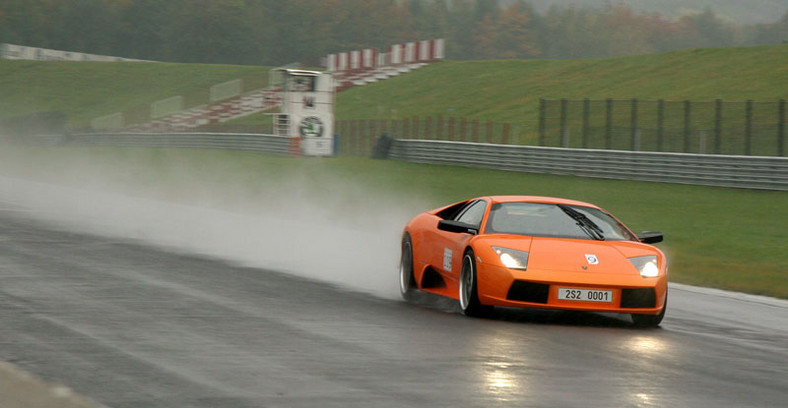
[558,205,605,241]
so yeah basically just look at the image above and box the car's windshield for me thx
[484,202,636,241]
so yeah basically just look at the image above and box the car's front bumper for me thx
[476,263,668,315]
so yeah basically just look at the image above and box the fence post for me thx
[502,123,510,144]
[560,98,568,147]
[605,98,613,149]
[779,99,786,157]
[341,120,349,155]
[657,99,664,152]
[437,115,444,140]
[351,120,358,155]
[335,121,343,155]
[745,100,753,155]
[402,118,409,139]
[425,116,432,140]
[353,120,369,156]
[393,119,397,137]
[412,116,419,139]
[558,98,569,147]
[460,118,467,142]
[539,98,546,146]
[630,98,638,151]
[582,98,590,148]
[714,99,722,155]
[683,100,691,153]
[486,120,494,143]
[448,117,456,141]
[472,119,479,143]
[367,120,376,156]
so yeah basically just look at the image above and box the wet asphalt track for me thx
[0,206,786,408]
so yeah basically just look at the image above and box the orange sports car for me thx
[399,196,668,327]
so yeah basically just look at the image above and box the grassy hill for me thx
[1,44,785,130]
[0,61,268,127]
[335,45,788,125]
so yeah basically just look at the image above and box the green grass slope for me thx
[0,61,268,127]
[336,45,788,125]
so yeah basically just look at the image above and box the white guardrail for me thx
[389,139,788,191]
[14,133,788,191]
[64,132,293,155]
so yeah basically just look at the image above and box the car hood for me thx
[529,237,655,274]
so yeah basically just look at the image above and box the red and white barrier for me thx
[326,38,444,73]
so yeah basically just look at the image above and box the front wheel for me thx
[399,235,417,301]
[631,291,667,328]
[459,250,492,317]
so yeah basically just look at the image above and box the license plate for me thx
[557,288,613,303]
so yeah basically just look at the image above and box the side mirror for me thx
[637,231,663,244]
[438,220,478,235]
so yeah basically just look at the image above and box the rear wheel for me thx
[631,291,667,328]
[459,250,492,317]
[399,235,417,301]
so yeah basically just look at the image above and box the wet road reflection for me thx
[0,209,785,408]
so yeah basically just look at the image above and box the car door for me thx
[432,200,488,281]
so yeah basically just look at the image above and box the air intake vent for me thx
[507,281,550,304]
[620,288,657,308]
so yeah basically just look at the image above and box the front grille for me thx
[620,288,657,308]
[507,281,550,304]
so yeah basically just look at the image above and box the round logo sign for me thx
[299,116,324,138]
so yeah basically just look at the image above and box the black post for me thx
[714,99,722,154]
[368,120,376,156]
[657,99,664,152]
[539,98,546,146]
[605,98,613,149]
[560,98,568,147]
[745,100,753,155]
[779,99,786,157]
[683,100,691,153]
[630,98,638,151]
[582,98,590,148]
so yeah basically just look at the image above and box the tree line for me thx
[1,0,786,66]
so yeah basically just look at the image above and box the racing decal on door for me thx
[585,254,599,265]
[443,248,453,272]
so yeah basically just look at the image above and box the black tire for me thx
[459,250,492,317]
[631,291,667,328]
[399,235,417,301]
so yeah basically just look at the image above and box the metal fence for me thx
[539,99,787,156]
[335,118,522,156]
[389,139,788,191]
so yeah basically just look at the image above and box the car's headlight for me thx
[492,247,529,270]
[629,255,659,277]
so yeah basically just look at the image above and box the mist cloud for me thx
[0,155,430,299]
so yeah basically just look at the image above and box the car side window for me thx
[455,200,487,227]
